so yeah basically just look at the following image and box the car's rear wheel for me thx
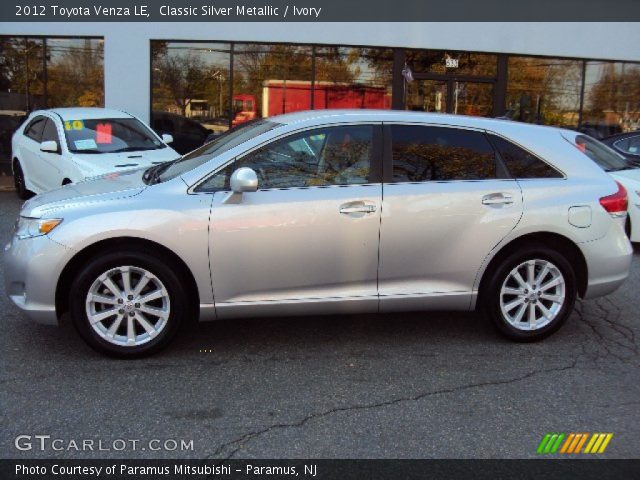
[70,251,186,357]
[484,244,577,341]
[13,160,31,200]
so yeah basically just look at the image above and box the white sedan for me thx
[570,132,640,243]
[11,108,180,198]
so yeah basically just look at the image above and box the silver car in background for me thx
[4,110,633,357]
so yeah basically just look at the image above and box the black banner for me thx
[2,459,640,480]
[1,0,640,22]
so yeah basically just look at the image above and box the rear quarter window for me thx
[489,135,563,179]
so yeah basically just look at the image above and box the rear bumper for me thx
[579,221,633,300]
[3,234,73,325]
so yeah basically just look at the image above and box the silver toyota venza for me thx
[4,110,633,357]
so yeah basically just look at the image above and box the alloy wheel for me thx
[85,266,171,347]
[499,259,566,331]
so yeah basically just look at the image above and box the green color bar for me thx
[550,433,565,453]
[544,434,559,454]
[537,434,552,454]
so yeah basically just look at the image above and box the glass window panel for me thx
[151,41,231,154]
[208,125,374,190]
[233,44,313,125]
[390,125,497,182]
[46,38,104,108]
[314,46,393,110]
[582,61,640,137]
[506,56,582,127]
[490,135,562,179]
[0,37,45,114]
[406,80,447,113]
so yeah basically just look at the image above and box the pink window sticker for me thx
[96,123,113,144]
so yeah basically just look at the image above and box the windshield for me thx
[158,119,280,182]
[573,134,634,172]
[64,117,165,154]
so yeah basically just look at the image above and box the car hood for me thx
[21,167,148,218]
[71,147,179,176]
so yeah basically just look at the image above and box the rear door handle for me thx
[339,203,377,214]
[482,193,514,205]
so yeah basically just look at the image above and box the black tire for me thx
[625,216,632,240]
[482,244,577,342]
[13,160,31,200]
[69,250,187,358]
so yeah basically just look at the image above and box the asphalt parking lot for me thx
[1,190,639,460]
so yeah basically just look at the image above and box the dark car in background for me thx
[601,131,640,167]
[577,122,623,140]
[151,111,218,155]
[0,114,26,175]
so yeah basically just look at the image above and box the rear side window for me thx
[24,116,46,142]
[390,125,498,182]
[490,135,562,179]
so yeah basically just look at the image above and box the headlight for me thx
[15,217,63,240]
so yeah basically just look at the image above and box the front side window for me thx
[390,125,497,182]
[41,119,60,145]
[24,116,46,141]
[198,125,374,191]
[490,135,562,179]
[63,118,164,154]
[613,135,640,156]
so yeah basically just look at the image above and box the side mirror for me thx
[40,140,58,153]
[224,167,258,204]
[161,133,174,144]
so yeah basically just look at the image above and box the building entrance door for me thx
[406,78,495,117]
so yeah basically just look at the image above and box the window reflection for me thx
[314,47,393,110]
[582,61,640,137]
[233,44,313,126]
[506,57,582,127]
[151,42,231,154]
[46,38,104,108]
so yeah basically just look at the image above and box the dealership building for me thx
[1,22,640,165]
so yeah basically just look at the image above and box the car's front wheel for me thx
[70,250,187,357]
[484,244,577,341]
[13,160,31,200]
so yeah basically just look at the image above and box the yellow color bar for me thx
[598,433,613,453]
[584,433,599,453]
[590,434,607,454]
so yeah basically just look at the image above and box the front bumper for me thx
[3,234,74,325]
[579,220,633,300]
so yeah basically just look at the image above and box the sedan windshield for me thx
[64,118,165,154]
[157,119,280,183]
[573,134,635,172]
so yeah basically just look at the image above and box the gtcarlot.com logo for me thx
[14,435,194,452]
[537,433,613,455]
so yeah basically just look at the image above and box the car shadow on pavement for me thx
[26,309,503,361]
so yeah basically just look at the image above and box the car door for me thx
[19,115,47,191]
[200,123,383,318]
[378,123,523,312]
[36,118,65,190]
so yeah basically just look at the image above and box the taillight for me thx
[599,181,628,217]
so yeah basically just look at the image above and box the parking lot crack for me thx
[206,359,579,461]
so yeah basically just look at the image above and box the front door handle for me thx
[339,203,377,214]
[482,193,514,206]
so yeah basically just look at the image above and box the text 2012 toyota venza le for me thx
[4,110,633,357]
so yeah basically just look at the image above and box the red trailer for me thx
[232,80,391,126]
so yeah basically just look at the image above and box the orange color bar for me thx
[560,434,576,454]
[574,433,589,453]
